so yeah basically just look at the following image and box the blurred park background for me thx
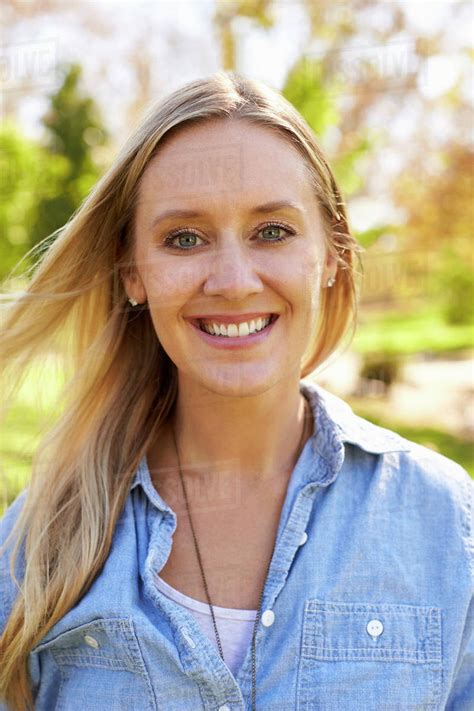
[1,0,473,513]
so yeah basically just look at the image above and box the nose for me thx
[202,238,264,300]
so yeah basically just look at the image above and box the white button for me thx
[180,626,196,648]
[299,531,308,546]
[261,609,275,627]
[218,706,230,711]
[366,619,384,638]
[83,634,100,649]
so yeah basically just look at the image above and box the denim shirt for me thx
[1,380,473,710]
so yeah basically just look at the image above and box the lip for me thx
[188,314,279,349]
[187,312,277,326]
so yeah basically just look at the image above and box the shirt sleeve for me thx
[444,464,474,710]
[445,594,474,709]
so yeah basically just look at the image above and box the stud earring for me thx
[128,297,138,306]
[327,277,336,288]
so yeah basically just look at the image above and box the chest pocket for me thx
[297,600,442,711]
[31,617,156,710]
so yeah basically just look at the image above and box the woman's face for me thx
[124,118,336,397]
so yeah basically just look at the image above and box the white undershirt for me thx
[155,574,258,677]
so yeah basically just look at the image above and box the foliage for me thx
[0,62,107,281]
[434,244,474,326]
[393,143,474,328]
[1,3,472,511]
[30,62,107,249]
[0,124,68,280]
[283,57,341,138]
[353,304,474,356]
[355,225,394,250]
[282,55,376,198]
[213,0,276,69]
[358,351,402,388]
[0,356,66,513]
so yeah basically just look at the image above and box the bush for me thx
[437,250,474,326]
[359,351,402,390]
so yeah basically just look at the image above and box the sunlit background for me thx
[1,0,473,510]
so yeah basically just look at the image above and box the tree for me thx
[30,62,108,248]
[393,141,474,324]
[282,56,374,196]
[213,0,275,70]
[0,62,108,282]
[0,123,68,281]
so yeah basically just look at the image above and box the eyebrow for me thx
[149,200,304,230]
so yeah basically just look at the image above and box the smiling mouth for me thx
[194,314,279,338]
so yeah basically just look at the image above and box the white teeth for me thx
[199,316,273,337]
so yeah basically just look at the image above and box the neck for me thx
[156,375,313,491]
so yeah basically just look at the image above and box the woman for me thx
[0,71,472,711]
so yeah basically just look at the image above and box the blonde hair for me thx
[0,70,363,709]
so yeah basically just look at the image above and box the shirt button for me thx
[299,531,308,545]
[261,609,275,627]
[367,619,384,638]
[83,634,100,649]
[218,706,230,711]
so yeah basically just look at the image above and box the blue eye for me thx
[260,224,293,242]
[164,229,203,250]
[163,222,296,251]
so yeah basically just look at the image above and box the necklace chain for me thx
[171,396,311,711]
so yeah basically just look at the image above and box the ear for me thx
[323,251,338,285]
[120,264,147,305]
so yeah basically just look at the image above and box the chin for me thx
[181,365,285,398]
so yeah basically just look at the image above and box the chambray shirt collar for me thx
[298,379,411,488]
[130,379,411,503]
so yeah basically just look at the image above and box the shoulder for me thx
[345,403,473,512]
[304,380,473,557]
[394,436,473,494]
[307,378,472,490]
[347,414,473,574]
[393,439,472,545]
[356,411,473,504]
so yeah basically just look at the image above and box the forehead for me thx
[136,118,317,214]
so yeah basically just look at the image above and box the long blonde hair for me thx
[0,70,363,709]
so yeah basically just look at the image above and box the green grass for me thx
[353,305,474,356]
[1,402,44,512]
[1,356,65,512]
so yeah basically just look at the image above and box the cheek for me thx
[309,263,325,311]
[288,248,325,307]
[294,253,326,332]
[141,255,201,311]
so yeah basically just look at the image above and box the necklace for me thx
[170,395,311,710]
